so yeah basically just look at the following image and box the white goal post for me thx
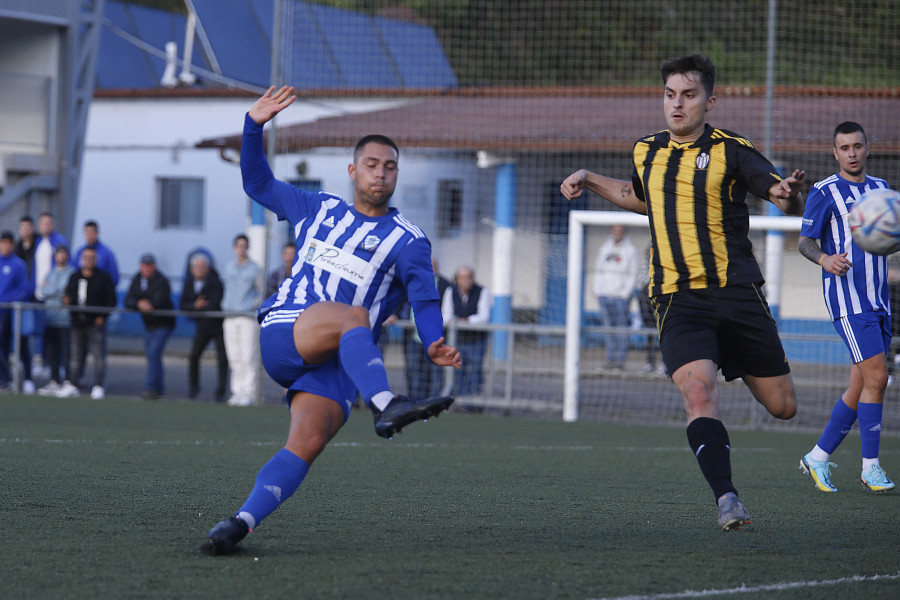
[564,209,804,422]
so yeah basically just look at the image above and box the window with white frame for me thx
[156,177,204,230]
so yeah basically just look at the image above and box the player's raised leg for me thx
[742,373,798,421]
[294,302,453,438]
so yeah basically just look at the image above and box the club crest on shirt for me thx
[304,242,317,262]
[696,152,710,170]
[361,234,381,251]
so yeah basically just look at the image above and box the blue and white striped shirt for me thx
[240,114,442,346]
[800,173,892,320]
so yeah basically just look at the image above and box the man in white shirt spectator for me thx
[592,224,639,370]
[221,234,262,406]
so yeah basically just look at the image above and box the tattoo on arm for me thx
[798,237,824,265]
[619,185,632,199]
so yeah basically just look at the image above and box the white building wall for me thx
[77,95,411,287]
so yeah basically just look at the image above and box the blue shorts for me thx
[832,310,891,364]
[259,308,357,420]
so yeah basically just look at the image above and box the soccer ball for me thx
[848,188,900,255]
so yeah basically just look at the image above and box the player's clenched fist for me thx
[560,169,587,201]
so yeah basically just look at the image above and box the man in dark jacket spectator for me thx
[125,253,175,400]
[180,252,228,402]
[14,216,37,392]
[59,246,117,398]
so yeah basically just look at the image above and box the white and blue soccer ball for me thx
[848,188,900,255]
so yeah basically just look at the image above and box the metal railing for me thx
[0,301,255,394]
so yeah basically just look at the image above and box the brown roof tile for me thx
[196,88,900,154]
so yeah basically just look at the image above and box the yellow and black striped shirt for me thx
[631,124,782,296]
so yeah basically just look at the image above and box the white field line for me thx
[0,439,768,452]
[1,438,900,457]
[589,572,900,600]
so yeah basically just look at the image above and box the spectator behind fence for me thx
[266,242,297,297]
[0,231,31,393]
[14,216,37,392]
[593,224,639,371]
[889,253,900,384]
[34,212,69,301]
[221,234,262,407]
[74,220,120,287]
[36,245,76,396]
[635,243,664,376]
[125,253,176,400]
[442,266,492,398]
[58,246,116,399]
[181,252,228,403]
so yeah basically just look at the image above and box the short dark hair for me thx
[833,121,867,146]
[353,134,399,163]
[661,54,717,98]
[19,216,33,224]
[39,211,54,220]
[84,220,99,230]
[0,231,15,242]
[283,242,297,249]
[233,234,249,246]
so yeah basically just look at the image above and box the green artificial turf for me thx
[2,396,898,599]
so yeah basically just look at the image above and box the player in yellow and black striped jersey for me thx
[561,54,806,532]
[633,125,786,296]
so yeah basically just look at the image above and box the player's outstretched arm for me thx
[427,337,462,369]
[768,168,806,215]
[248,85,297,126]
[560,169,647,215]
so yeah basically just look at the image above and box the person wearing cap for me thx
[125,253,176,400]
[0,231,31,393]
[59,246,117,399]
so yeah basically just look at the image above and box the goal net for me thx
[251,0,900,432]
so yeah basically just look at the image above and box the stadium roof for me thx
[196,87,900,155]
[97,0,457,91]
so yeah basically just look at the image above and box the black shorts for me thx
[651,283,791,381]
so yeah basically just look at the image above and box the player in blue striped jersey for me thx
[799,121,895,493]
[207,86,461,554]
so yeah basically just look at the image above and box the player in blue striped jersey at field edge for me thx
[206,85,461,554]
[799,121,895,493]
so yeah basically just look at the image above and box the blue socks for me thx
[338,327,392,407]
[816,398,858,454]
[858,402,883,459]
[237,448,309,529]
